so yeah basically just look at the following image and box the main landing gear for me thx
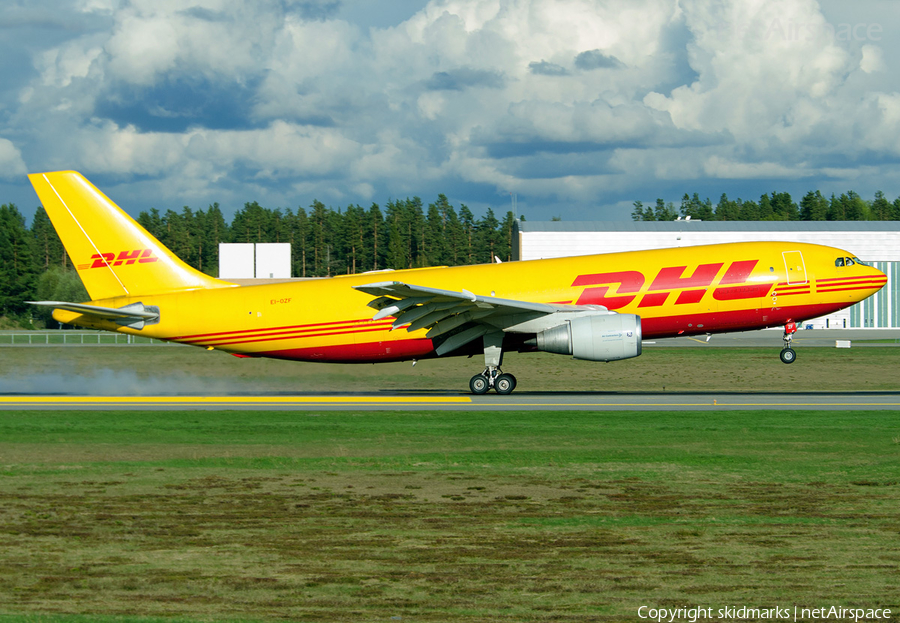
[468,331,518,395]
[780,321,797,364]
[469,369,517,395]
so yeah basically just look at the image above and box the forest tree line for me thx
[2,187,900,326]
[135,195,518,278]
[632,190,900,222]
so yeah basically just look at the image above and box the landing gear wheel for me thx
[469,374,490,395]
[780,348,796,364]
[494,373,516,395]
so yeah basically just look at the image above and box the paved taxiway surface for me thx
[2,392,900,410]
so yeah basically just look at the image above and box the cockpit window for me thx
[835,257,844,267]
[845,257,855,266]
[851,257,868,266]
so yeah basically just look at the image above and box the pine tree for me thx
[653,198,677,221]
[475,208,500,264]
[30,206,67,269]
[631,200,652,221]
[368,203,384,271]
[738,200,760,220]
[425,201,447,266]
[799,191,828,221]
[385,199,408,270]
[138,208,164,241]
[406,197,426,268]
[0,204,37,317]
[445,205,465,266]
[872,191,892,220]
[844,191,866,220]
[499,210,517,261]
[826,193,844,220]
[769,192,798,220]
[198,202,229,276]
[459,205,475,264]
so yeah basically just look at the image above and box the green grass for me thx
[1,409,899,622]
[2,345,900,393]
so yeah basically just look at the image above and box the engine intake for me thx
[533,314,641,362]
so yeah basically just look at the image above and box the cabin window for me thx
[835,257,844,267]
[769,267,774,272]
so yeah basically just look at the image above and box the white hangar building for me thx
[512,221,900,330]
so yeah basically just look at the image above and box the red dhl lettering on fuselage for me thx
[573,259,774,309]
[88,249,158,269]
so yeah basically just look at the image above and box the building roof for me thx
[515,221,900,233]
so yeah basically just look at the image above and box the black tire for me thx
[780,348,796,364]
[495,373,516,395]
[469,374,490,394]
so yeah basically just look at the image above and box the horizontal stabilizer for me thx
[28,301,160,329]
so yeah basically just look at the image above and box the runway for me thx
[2,392,900,410]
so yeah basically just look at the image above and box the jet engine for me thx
[530,313,641,362]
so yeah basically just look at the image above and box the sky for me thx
[1,0,899,223]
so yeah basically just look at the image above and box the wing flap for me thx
[353,280,613,357]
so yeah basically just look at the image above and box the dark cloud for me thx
[95,77,265,133]
[528,60,569,76]
[426,68,505,91]
[574,49,625,70]
[483,140,611,159]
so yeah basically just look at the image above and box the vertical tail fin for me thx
[29,171,230,300]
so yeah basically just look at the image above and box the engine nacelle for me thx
[533,314,642,362]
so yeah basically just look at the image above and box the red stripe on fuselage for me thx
[259,338,436,363]
[171,318,374,341]
[179,321,394,346]
[816,284,887,294]
[196,324,395,348]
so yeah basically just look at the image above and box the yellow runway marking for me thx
[0,396,471,405]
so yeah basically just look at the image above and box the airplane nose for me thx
[870,264,888,291]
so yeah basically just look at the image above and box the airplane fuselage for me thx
[56,240,887,363]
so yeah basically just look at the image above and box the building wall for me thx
[518,229,900,262]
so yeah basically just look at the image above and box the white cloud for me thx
[860,45,885,73]
[4,0,900,221]
[0,139,27,179]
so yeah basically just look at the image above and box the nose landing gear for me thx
[780,321,797,364]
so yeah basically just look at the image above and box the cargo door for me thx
[783,251,807,285]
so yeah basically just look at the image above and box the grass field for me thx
[1,347,898,621]
[2,345,900,394]
[1,408,899,622]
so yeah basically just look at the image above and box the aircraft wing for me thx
[353,281,609,356]
[28,301,160,329]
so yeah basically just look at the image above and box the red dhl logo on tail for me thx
[573,260,775,309]
[87,249,158,269]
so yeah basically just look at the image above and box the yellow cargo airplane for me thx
[28,171,887,394]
